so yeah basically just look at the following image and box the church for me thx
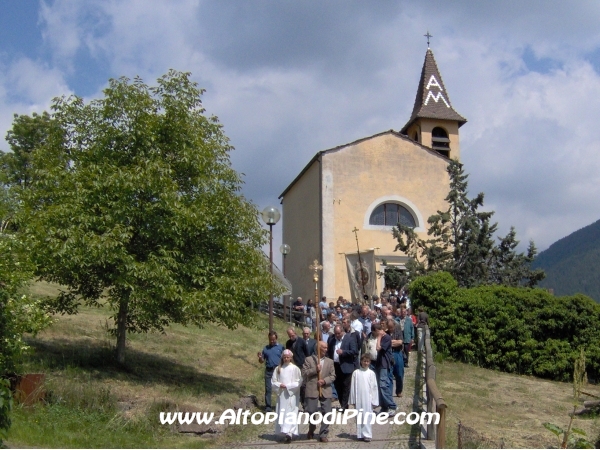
[279,47,467,303]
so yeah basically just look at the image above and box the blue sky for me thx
[2,0,600,267]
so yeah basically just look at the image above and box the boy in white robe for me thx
[349,353,379,442]
[272,349,303,443]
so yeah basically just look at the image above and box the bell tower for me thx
[401,46,467,160]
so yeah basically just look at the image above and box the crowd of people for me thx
[257,290,430,443]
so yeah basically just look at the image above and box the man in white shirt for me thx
[350,311,364,335]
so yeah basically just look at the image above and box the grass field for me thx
[8,281,292,448]
[6,281,600,448]
[436,359,600,448]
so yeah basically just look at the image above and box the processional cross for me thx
[309,259,323,283]
[309,259,324,395]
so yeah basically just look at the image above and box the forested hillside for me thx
[533,219,600,302]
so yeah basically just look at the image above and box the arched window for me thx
[369,203,416,227]
[431,127,450,157]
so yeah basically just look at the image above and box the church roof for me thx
[279,129,449,199]
[401,48,467,134]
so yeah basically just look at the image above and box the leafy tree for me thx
[1,112,54,234]
[1,112,53,189]
[15,71,280,363]
[394,159,544,287]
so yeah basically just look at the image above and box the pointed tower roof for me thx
[401,48,466,134]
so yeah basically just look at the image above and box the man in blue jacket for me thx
[257,331,284,412]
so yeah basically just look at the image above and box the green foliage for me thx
[410,272,600,382]
[13,71,281,363]
[376,260,410,291]
[489,228,545,287]
[543,423,594,449]
[0,235,53,376]
[0,379,12,445]
[1,112,54,234]
[0,185,17,234]
[1,112,54,189]
[394,159,544,288]
[408,271,457,311]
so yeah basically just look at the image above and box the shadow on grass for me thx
[25,337,242,396]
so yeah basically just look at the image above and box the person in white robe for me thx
[349,353,379,442]
[272,349,303,443]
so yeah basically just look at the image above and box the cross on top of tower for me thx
[424,31,432,48]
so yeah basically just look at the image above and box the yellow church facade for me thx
[279,48,466,302]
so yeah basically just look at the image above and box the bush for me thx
[0,379,12,443]
[0,234,52,444]
[410,272,600,381]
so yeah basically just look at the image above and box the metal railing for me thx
[257,298,315,329]
[418,325,447,448]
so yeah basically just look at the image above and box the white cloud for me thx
[40,0,84,68]
[456,49,600,250]
[0,57,71,152]
[5,58,70,105]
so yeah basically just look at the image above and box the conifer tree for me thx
[394,159,544,288]
[489,228,545,287]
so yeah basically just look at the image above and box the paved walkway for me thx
[235,352,426,449]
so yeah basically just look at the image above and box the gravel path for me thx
[234,352,427,449]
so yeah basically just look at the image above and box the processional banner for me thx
[345,250,376,303]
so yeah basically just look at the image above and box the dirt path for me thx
[234,353,425,449]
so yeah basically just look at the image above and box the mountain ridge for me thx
[533,218,600,302]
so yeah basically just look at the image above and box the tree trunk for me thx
[116,296,129,364]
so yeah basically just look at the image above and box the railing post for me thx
[419,327,427,441]
[421,325,447,449]
[437,405,446,449]
[427,390,436,442]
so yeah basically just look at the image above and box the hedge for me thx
[410,272,600,382]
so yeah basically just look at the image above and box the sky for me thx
[2,0,600,268]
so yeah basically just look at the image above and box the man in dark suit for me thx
[286,327,309,367]
[302,327,317,356]
[327,325,357,411]
[302,341,336,442]
[342,317,362,369]
[287,327,309,407]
